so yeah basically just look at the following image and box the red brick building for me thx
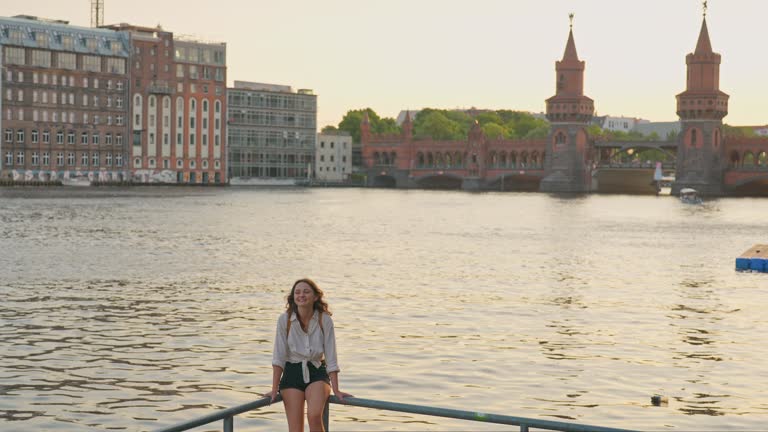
[104,24,227,184]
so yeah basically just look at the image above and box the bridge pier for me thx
[461,177,483,191]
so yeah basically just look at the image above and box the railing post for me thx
[323,397,330,431]
[520,424,529,432]
[223,415,233,432]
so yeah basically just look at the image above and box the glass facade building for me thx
[227,81,316,179]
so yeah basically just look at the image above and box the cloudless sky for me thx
[5,1,768,128]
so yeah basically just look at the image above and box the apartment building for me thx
[1,15,130,182]
[315,131,351,182]
[104,24,227,184]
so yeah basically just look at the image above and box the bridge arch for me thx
[489,151,498,168]
[372,174,396,188]
[758,151,768,167]
[445,152,453,168]
[413,173,464,190]
[454,152,463,168]
[610,146,676,162]
[743,151,756,167]
[499,151,507,168]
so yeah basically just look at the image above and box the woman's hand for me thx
[264,388,279,403]
[334,389,354,403]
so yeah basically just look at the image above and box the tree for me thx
[414,111,464,140]
[321,125,338,133]
[337,108,400,143]
[482,122,507,139]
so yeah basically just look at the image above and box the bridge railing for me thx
[153,395,641,432]
[596,161,675,170]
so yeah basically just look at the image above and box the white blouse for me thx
[272,310,340,383]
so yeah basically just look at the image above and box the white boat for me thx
[679,188,702,204]
[229,177,298,186]
[61,176,92,187]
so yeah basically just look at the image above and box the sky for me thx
[5,0,768,128]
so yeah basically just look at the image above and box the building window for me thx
[16,129,25,143]
[81,153,89,166]
[177,159,183,168]
[42,152,50,166]
[5,47,25,65]
[16,151,25,165]
[67,152,75,166]
[82,55,101,72]
[93,134,100,145]
[43,131,50,144]
[81,133,89,145]
[57,131,64,145]
[92,152,99,166]
[4,129,12,143]
[116,154,123,167]
[5,152,12,166]
[106,153,113,166]
[56,152,64,166]
[68,132,75,145]
[134,158,141,168]
[31,130,39,143]
[31,152,39,166]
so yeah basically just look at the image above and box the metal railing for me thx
[154,395,640,432]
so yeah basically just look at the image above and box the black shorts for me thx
[279,361,330,392]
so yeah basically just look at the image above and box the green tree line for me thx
[323,108,550,143]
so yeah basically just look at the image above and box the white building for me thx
[634,121,681,139]
[593,115,650,132]
[315,132,351,182]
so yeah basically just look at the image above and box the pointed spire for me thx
[562,14,579,62]
[694,17,713,55]
[404,110,411,123]
[361,110,370,125]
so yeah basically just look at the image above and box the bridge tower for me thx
[541,15,595,193]
[672,6,729,196]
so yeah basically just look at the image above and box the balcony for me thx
[148,80,173,95]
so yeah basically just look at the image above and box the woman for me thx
[267,278,352,432]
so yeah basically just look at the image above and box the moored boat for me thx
[679,188,702,204]
[61,176,92,187]
[229,177,298,186]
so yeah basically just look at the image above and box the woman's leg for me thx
[304,381,331,432]
[282,388,306,432]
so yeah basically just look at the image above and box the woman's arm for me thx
[267,314,287,402]
[267,365,283,402]
[328,371,353,401]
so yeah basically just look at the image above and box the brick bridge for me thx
[361,15,768,196]
[362,122,768,194]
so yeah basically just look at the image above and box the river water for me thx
[1,186,767,431]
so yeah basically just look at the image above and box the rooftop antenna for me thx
[91,0,104,28]
[703,0,708,17]
[569,13,574,29]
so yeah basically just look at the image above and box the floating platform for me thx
[736,245,768,272]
